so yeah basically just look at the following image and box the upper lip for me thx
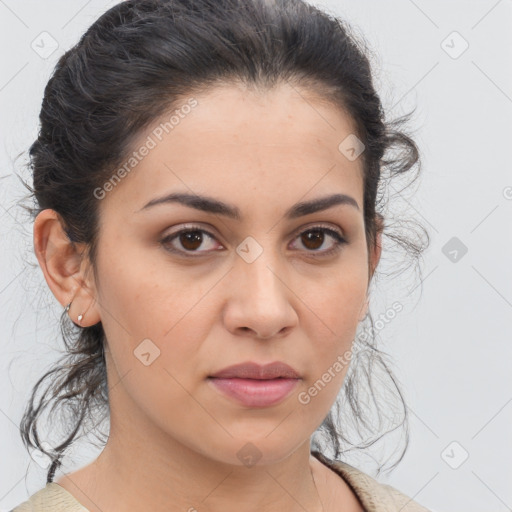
[209,361,301,380]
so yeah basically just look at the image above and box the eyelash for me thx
[160,224,347,258]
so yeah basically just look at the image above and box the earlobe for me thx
[65,298,95,327]
[33,209,101,327]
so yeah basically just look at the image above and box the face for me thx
[87,82,378,466]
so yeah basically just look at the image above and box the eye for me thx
[160,224,347,257]
[289,225,347,257]
[161,225,222,256]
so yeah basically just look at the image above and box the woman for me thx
[13,0,431,510]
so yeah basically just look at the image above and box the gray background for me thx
[1,1,511,511]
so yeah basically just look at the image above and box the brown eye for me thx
[301,229,325,250]
[161,226,222,256]
[290,226,347,257]
[179,230,204,251]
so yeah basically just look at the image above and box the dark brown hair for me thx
[17,0,429,484]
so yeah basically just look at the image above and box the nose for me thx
[221,247,298,340]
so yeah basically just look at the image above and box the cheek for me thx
[299,261,368,401]
[95,234,192,336]
[97,267,209,430]
[95,250,217,382]
[307,268,367,339]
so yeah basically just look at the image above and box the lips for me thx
[207,361,301,407]
[209,361,301,380]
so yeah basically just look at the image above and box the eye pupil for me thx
[302,230,324,250]
[180,231,203,250]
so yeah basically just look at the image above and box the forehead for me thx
[99,82,364,217]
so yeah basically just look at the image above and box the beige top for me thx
[12,453,431,512]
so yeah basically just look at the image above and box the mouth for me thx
[207,361,302,407]
[209,361,301,380]
[207,376,300,407]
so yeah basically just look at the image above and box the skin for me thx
[33,81,382,512]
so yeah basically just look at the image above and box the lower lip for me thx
[208,377,300,407]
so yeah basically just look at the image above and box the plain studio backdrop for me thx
[0,1,511,511]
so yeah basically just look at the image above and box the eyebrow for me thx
[137,192,360,219]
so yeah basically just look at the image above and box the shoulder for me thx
[313,451,432,512]
[11,483,89,512]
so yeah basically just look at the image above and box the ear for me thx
[358,214,384,322]
[33,209,101,327]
